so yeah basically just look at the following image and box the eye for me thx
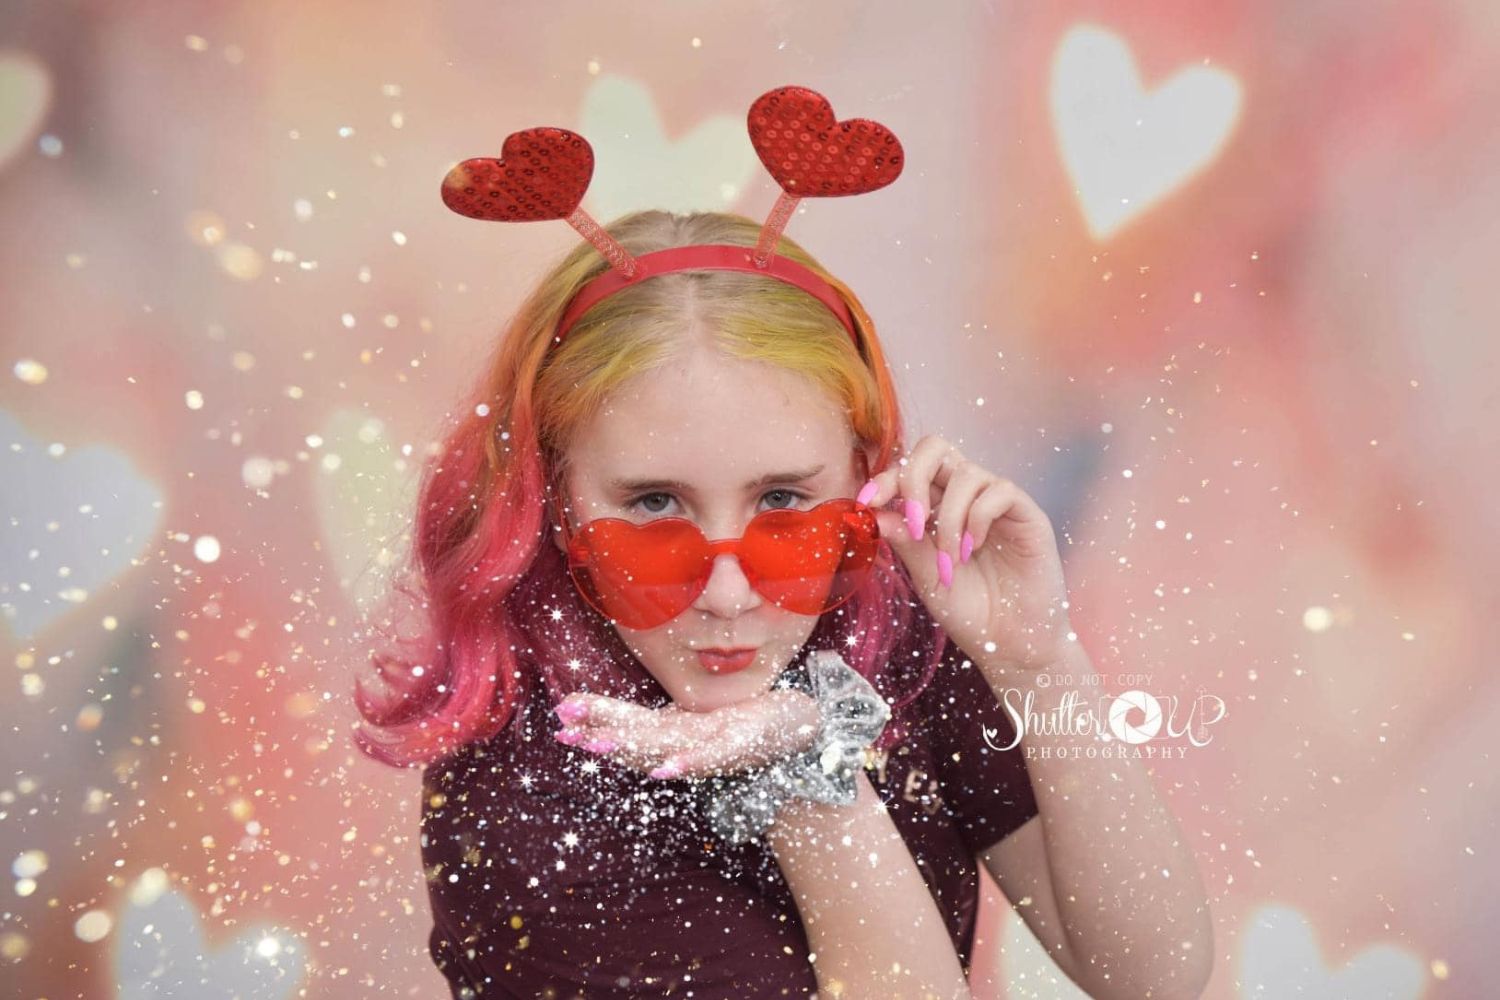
[628,491,675,515]
[761,488,806,510]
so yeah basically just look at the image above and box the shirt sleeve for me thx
[920,639,1040,856]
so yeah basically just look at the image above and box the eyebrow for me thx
[608,464,826,494]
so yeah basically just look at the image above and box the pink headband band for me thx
[554,243,858,345]
[439,84,904,352]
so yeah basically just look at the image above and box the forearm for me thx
[980,642,1215,1000]
[766,769,972,1000]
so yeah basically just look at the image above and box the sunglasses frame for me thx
[558,496,881,629]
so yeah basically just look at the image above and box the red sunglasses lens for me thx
[566,518,711,629]
[740,499,879,614]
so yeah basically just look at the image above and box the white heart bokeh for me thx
[1050,23,1242,241]
[578,74,761,221]
[0,409,164,642]
[1238,903,1427,999]
[115,871,306,999]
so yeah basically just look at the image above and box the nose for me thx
[692,551,763,618]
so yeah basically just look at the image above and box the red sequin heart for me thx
[440,126,594,222]
[747,86,904,198]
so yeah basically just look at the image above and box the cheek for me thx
[767,611,821,652]
[614,627,681,676]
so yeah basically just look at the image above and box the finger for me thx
[895,436,962,542]
[557,692,654,731]
[931,460,989,563]
[551,694,601,744]
[563,714,706,777]
[560,734,659,775]
[554,693,677,757]
[874,508,939,594]
[856,463,901,508]
[553,714,632,757]
[859,435,952,512]
[965,478,1052,553]
[963,480,1013,554]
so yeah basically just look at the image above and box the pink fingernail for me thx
[648,760,682,780]
[554,728,584,745]
[554,699,587,723]
[936,550,954,588]
[960,531,974,564]
[583,738,616,754]
[856,479,879,506]
[904,499,925,541]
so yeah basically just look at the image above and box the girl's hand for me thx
[551,687,822,779]
[860,433,1075,674]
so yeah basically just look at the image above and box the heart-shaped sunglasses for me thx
[562,497,881,630]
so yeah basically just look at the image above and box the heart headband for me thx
[439,84,905,348]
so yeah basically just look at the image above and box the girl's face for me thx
[557,342,871,713]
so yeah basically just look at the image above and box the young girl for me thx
[357,92,1212,999]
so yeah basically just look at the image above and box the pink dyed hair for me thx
[353,210,950,769]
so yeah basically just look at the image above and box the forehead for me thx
[566,348,851,485]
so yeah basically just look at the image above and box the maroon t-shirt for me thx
[419,642,1038,998]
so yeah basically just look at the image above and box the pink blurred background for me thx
[3,1,1496,997]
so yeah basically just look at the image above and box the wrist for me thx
[769,687,822,754]
[975,625,1086,679]
[765,768,874,844]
